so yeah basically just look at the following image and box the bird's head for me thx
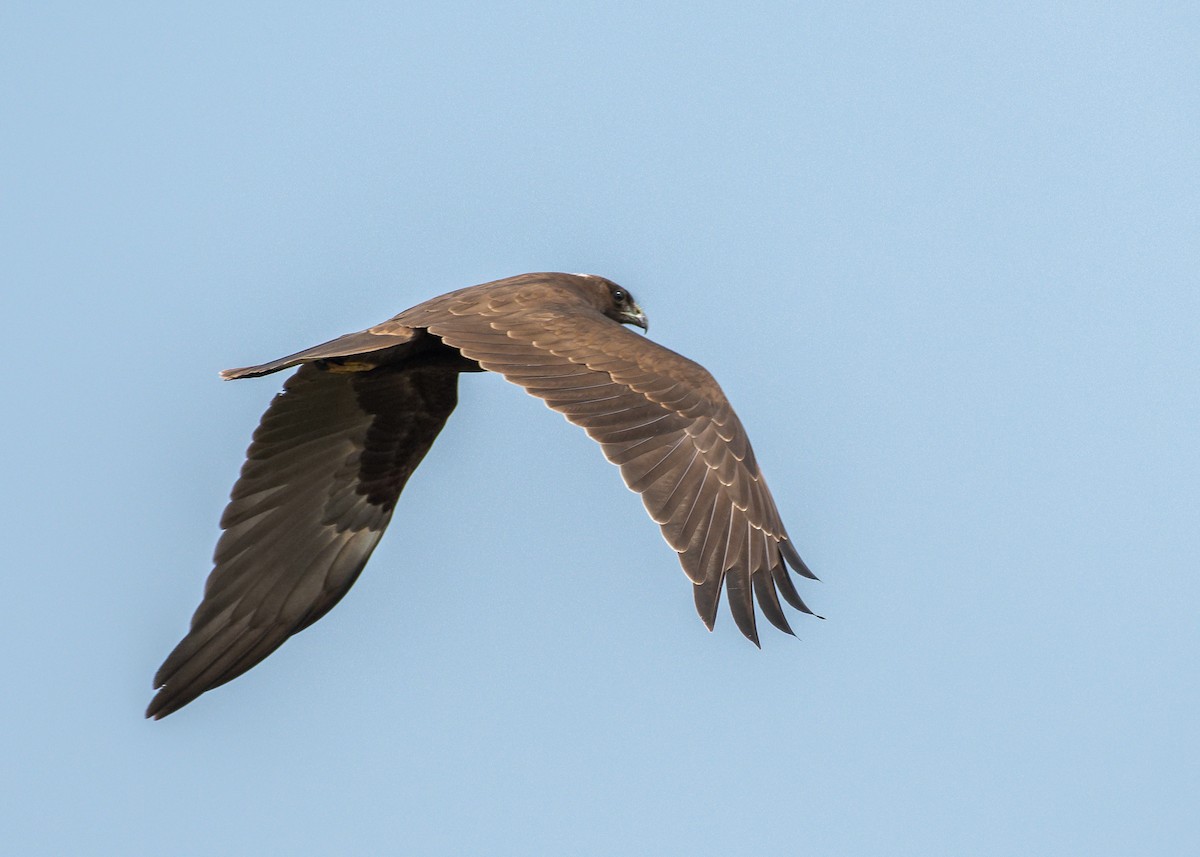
[561,273,649,332]
[606,283,648,332]
[594,278,648,332]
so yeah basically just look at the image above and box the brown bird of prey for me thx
[148,273,817,718]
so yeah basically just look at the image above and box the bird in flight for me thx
[148,273,818,718]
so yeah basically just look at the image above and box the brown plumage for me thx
[148,273,818,719]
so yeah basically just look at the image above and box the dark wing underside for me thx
[393,281,817,644]
[146,362,458,719]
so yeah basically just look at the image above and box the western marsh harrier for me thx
[148,273,817,718]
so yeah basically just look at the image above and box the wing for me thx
[147,362,458,718]
[402,293,817,644]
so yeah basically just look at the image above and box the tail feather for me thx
[221,325,419,380]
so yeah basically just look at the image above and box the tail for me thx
[220,325,420,380]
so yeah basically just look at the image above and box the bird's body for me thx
[148,273,817,719]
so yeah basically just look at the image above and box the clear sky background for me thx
[3,3,1197,855]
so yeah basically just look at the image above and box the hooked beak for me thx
[623,302,649,332]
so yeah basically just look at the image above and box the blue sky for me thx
[3,2,1197,854]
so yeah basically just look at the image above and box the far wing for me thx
[147,362,458,718]
[408,301,816,644]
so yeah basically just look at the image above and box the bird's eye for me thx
[612,289,627,304]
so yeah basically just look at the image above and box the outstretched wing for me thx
[147,362,458,718]
[400,289,817,645]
